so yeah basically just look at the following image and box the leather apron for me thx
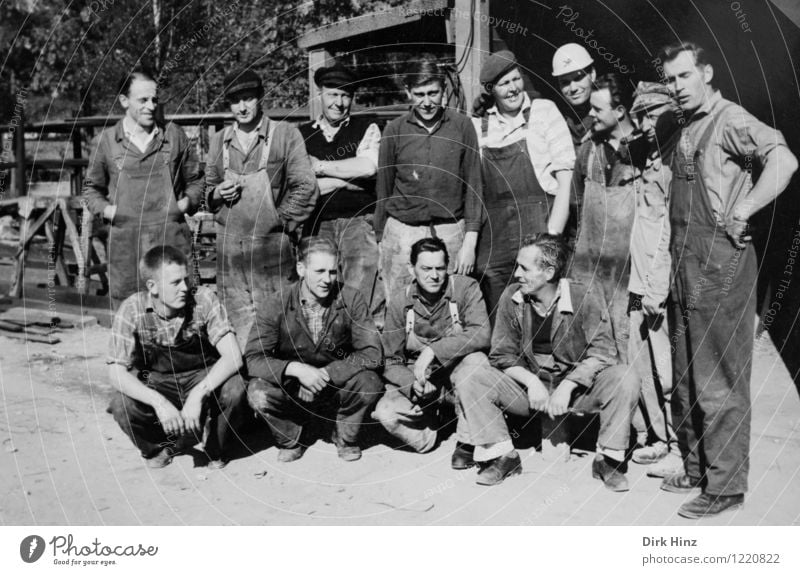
[572,142,637,362]
[475,111,551,316]
[107,132,191,301]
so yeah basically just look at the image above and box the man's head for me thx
[589,73,634,136]
[139,246,190,312]
[409,237,449,297]
[631,81,673,144]
[552,43,596,108]
[118,67,158,131]
[223,68,264,128]
[297,236,338,302]
[314,63,357,125]
[404,60,446,122]
[659,41,714,114]
[514,233,568,297]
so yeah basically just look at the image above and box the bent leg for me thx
[247,377,305,449]
[373,385,438,453]
[108,392,170,459]
[333,370,384,446]
[204,372,249,459]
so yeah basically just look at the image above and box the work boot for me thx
[591,455,629,492]
[144,446,174,469]
[632,441,668,464]
[678,493,744,519]
[277,445,306,463]
[476,451,522,486]
[451,442,476,470]
[646,452,684,478]
[660,472,703,493]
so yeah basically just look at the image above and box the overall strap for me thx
[221,125,235,171]
[405,307,415,335]
[258,119,277,171]
[693,102,736,160]
[448,301,460,325]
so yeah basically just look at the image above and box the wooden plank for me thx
[0,330,60,344]
[455,0,491,115]
[0,306,98,328]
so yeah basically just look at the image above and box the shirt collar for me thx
[485,92,532,122]
[312,114,351,131]
[405,107,449,128]
[511,278,573,314]
[145,292,184,320]
[410,276,453,304]
[689,89,722,121]
[224,115,266,143]
[120,117,159,142]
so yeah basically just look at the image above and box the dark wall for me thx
[492,0,800,388]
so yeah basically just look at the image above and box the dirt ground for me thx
[1,309,799,527]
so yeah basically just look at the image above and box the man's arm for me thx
[311,122,381,180]
[642,168,673,313]
[276,123,318,231]
[323,290,383,384]
[82,132,113,219]
[548,170,573,234]
[428,278,491,368]
[542,100,576,235]
[243,298,291,385]
[203,131,229,213]
[457,117,483,274]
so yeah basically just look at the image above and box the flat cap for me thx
[223,69,263,97]
[631,81,672,114]
[313,63,358,92]
[479,50,518,85]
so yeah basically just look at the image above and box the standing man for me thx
[244,237,383,463]
[84,68,203,306]
[627,82,682,477]
[660,42,797,518]
[300,62,382,321]
[375,59,483,310]
[205,68,317,347]
[552,43,596,149]
[107,246,246,469]
[372,237,491,462]
[458,234,639,488]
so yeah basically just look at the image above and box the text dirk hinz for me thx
[643,537,697,547]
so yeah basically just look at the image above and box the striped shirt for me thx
[473,94,575,194]
[107,287,233,370]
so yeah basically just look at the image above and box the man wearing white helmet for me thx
[552,43,597,149]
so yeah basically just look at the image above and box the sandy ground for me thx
[1,318,799,527]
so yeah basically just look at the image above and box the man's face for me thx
[148,263,189,312]
[320,86,353,124]
[636,103,671,143]
[514,246,554,297]
[228,89,261,126]
[492,67,525,115]
[298,251,338,301]
[119,78,158,130]
[663,50,712,113]
[589,88,620,135]
[407,80,445,122]
[558,67,595,108]
[411,250,448,297]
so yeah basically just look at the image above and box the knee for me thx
[349,370,384,398]
[609,364,641,406]
[372,392,399,424]
[246,377,272,413]
[219,374,248,409]
[108,392,145,424]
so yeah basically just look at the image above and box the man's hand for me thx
[102,205,117,222]
[641,294,664,317]
[526,377,550,412]
[413,347,435,386]
[726,217,751,249]
[180,390,205,434]
[547,379,578,418]
[454,231,478,275]
[216,179,242,202]
[176,196,191,214]
[154,398,185,436]
[287,362,330,396]
[297,387,315,402]
[309,155,326,177]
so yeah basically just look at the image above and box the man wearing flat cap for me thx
[205,68,317,347]
[626,81,683,479]
[300,62,383,323]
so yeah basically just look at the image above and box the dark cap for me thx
[479,50,518,85]
[223,69,263,98]
[631,81,672,114]
[313,63,358,92]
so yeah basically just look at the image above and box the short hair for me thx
[594,72,634,113]
[298,236,338,263]
[139,245,187,283]
[410,237,449,266]
[403,59,445,89]
[658,41,712,68]
[118,66,157,98]
[520,233,568,280]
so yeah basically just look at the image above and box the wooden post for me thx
[308,48,334,120]
[13,97,26,199]
[454,0,491,114]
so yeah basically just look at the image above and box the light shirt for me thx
[311,114,381,168]
[122,116,158,154]
[233,118,263,154]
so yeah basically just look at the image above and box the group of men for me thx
[84,39,797,520]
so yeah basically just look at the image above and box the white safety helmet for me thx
[552,43,594,77]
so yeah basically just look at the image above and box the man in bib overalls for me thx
[107,246,246,469]
[659,41,797,519]
[84,68,203,307]
[205,69,317,347]
[372,237,491,463]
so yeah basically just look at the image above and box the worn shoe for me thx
[144,447,174,469]
[660,472,703,493]
[451,442,476,470]
[678,493,744,519]
[277,446,307,463]
[336,444,362,462]
[632,441,669,465]
[206,458,228,470]
[646,452,684,478]
[476,451,522,486]
[591,455,629,492]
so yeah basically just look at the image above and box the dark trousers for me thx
[109,368,248,460]
[670,244,755,496]
[247,370,383,448]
